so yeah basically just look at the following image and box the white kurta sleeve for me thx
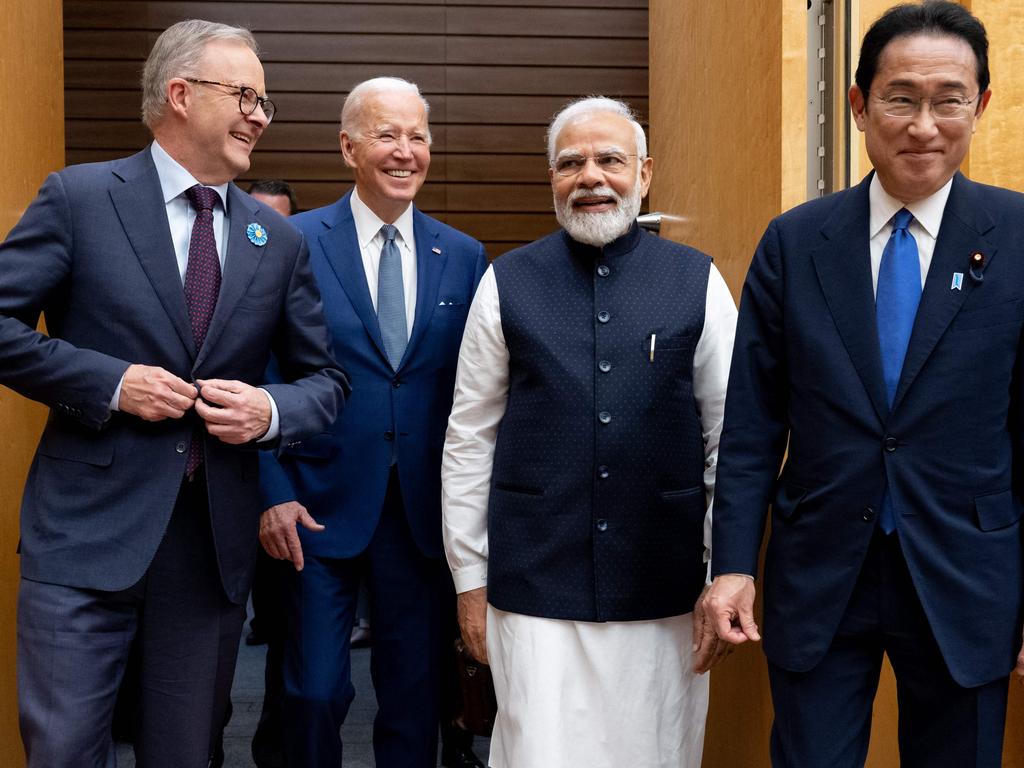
[692,263,738,568]
[441,266,510,594]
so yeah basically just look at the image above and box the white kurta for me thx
[442,260,738,768]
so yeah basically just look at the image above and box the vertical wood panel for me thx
[63,0,649,257]
[0,2,64,765]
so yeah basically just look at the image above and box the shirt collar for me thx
[150,141,230,212]
[350,188,415,252]
[868,173,952,241]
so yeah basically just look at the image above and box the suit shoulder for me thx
[415,209,484,258]
[964,178,1024,212]
[288,205,331,236]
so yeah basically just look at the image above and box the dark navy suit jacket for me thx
[260,192,487,559]
[0,147,347,604]
[712,172,1024,687]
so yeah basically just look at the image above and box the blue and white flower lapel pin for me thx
[246,222,268,247]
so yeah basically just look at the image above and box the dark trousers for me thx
[251,547,290,768]
[17,474,246,768]
[283,468,445,767]
[768,529,1009,768]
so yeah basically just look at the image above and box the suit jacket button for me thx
[862,507,875,522]
[392,379,402,388]
[175,441,187,454]
[384,430,395,441]
[596,519,608,532]
[884,436,898,452]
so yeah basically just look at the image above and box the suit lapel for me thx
[195,185,266,370]
[892,173,996,410]
[811,177,890,424]
[108,150,196,358]
[404,208,447,367]
[318,194,388,358]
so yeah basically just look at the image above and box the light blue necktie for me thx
[377,224,408,370]
[876,208,921,534]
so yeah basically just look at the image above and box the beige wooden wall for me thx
[0,3,63,765]
[650,0,1024,765]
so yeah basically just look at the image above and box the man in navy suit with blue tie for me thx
[258,77,488,767]
[0,20,347,767]
[702,2,1024,765]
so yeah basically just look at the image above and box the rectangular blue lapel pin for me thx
[951,272,963,291]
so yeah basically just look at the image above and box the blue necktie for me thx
[377,224,408,370]
[876,208,921,533]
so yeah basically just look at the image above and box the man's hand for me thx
[1016,627,1024,685]
[195,379,272,444]
[457,586,489,664]
[118,364,197,421]
[259,501,324,571]
[701,574,761,645]
[692,584,734,673]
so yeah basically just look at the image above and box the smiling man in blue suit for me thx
[701,2,1024,766]
[258,77,488,767]
[0,20,347,768]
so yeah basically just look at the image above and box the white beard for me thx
[554,182,643,247]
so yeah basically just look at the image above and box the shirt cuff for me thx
[257,388,280,442]
[451,562,488,594]
[109,372,127,411]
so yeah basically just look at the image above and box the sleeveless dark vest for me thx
[489,225,711,622]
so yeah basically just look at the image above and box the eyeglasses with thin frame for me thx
[872,92,979,120]
[552,152,638,178]
[186,78,277,123]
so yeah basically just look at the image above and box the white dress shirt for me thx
[110,142,279,441]
[349,188,417,336]
[868,173,952,295]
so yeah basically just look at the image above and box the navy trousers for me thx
[768,529,1009,768]
[283,468,446,767]
[17,473,246,768]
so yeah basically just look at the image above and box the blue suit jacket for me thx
[0,148,347,604]
[260,192,487,559]
[712,172,1024,687]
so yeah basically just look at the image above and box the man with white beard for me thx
[441,97,738,767]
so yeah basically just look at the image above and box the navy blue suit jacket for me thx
[713,172,1024,687]
[260,192,487,559]
[0,148,347,604]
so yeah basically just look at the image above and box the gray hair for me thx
[340,77,432,143]
[546,97,647,164]
[141,19,259,129]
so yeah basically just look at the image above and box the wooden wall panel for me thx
[64,0,649,257]
[1,2,64,766]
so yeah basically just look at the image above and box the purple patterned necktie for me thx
[184,184,222,475]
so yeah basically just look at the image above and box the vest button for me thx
[597,465,610,479]
[597,264,610,277]
[596,519,608,532]
[384,430,395,441]
[884,436,898,452]
[597,310,610,323]
[862,507,876,522]
[175,441,187,454]
[598,411,611,424]
[598,360,612,373]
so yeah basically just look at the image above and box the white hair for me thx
[340,77,432,143]
[141,19,258,129]
[546,96,647,165]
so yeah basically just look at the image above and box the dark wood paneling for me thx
[64,0,648,257]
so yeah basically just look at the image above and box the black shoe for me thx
[441,745,485,768]
[245,629,267,646]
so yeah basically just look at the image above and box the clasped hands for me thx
[117,363,271,444]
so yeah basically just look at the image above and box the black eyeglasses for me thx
[186,78,277,123]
